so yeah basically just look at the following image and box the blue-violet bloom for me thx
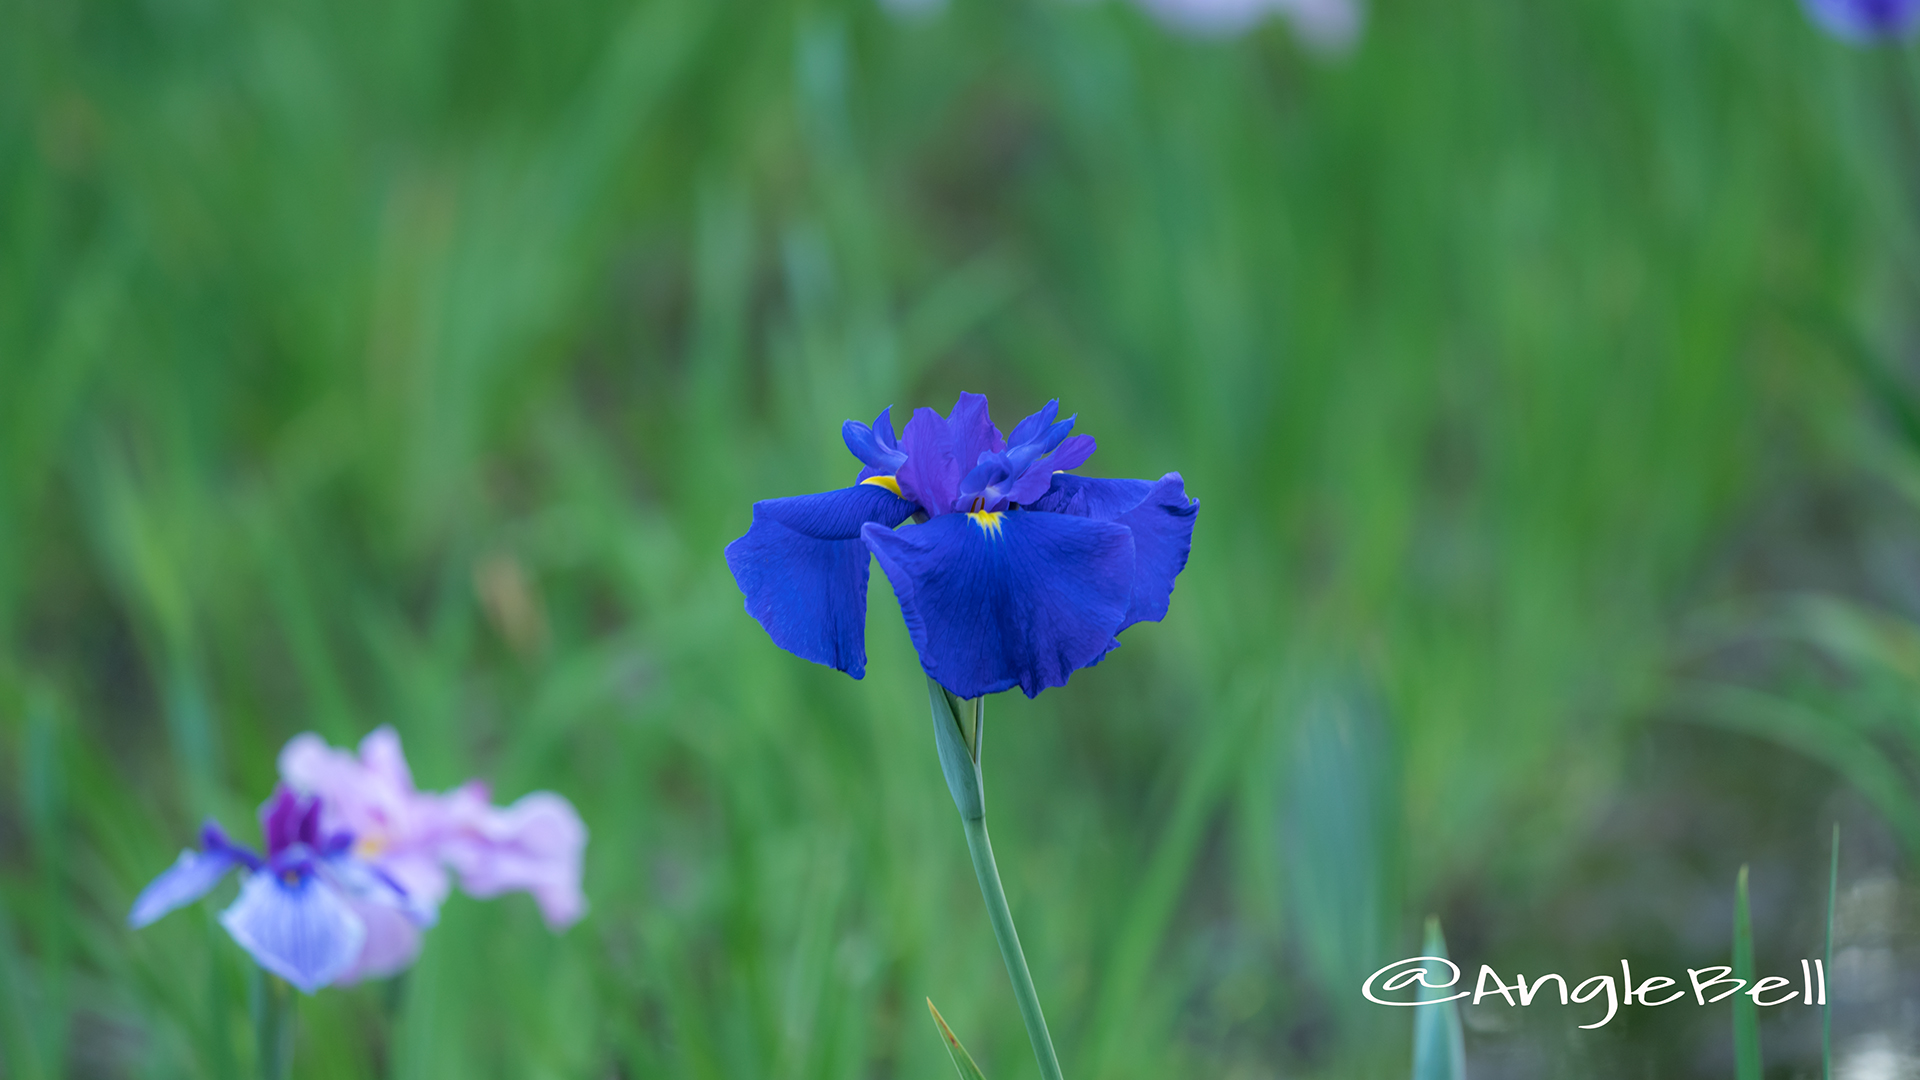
[1803,0,1920,41]
[128,786,414,993]
[725,393,1198,699]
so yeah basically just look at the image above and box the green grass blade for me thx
[1411,916,1467,1080]
[1733,866,1761,1080]
[927,999,988,1080]
[1825,826,1839,1080]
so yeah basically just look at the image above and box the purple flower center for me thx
[260,784,354,858]
[848,394,1099,517]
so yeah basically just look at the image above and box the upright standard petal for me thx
[1031,473,1198,631]
[895,407,962,514]
[895,393,1005,514]
[129,847,243,928]
[725,484,915,678]
[261,786,321,855]
[282,729,434,855]
[220,871,367,994]
[843,407,907,480]
[863,510,1135,698]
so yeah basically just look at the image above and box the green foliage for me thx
[1825,825,1838,1080]
[0,0,1896,1074]
[1733,866,1761,1080]
[1411,917,1466,1080]
[928,998,989,1080]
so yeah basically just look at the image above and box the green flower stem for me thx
[254,972,295,1080]
[926,680,1064,1080]
[960,813,1065,1080]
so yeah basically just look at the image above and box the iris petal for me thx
[261,787,308,856]
[129,847,242,928]
[1004,399,1060,448]
[896,407,961,513]
[1028,473,1151,519]
[843,406,907,479]
[862,510,1135,698]
[947,392,1005,473]
[1030,473,1198,630]
[725,484,916,678]
[896,393,1006,514]
[1110,475,1199,630]
[219,870,367,994]
[1000,434,1097,507]
[440,789,589,929]
[333,899,423,985]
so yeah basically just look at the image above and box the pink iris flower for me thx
[277,727,587,982]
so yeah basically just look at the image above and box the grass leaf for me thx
[1733,866,1761,1080]
[928,999,988,1080]
[1825,826,1839,1080]
[1412,916,1467,1080]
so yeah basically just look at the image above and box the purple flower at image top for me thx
[1803,0,1920,41]
[131,728,587,992]
[1134,0,1362,50]
[724,394,1199,699]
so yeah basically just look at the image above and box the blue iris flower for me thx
[1803,0,1920,41]
[129,786,413,993]
[725,393,1198,698]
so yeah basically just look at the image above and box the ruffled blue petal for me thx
[129,847,243,928]
[1028,473,1150,518]
[1110,475,1199,630]
[862,510,1135,698]
[725,484,917,679]
[219,870,367,994]
[1030,473,1198,630]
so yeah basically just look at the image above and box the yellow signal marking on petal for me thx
[355,834,389,859]
[861,475,903,498]
[968,510,1005,537]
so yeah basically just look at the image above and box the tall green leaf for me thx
[1411,916,1467,1080]
[1733,866,1762,1080]
[928,999,988,1080]
[1825,826,1839,1080]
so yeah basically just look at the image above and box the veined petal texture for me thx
[219,871,367,994]
[863,510,1135,698]
[725,484,915,678]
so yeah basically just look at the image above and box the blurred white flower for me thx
[1133,0,1363,49]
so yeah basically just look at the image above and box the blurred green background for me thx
[5,0,1920,1075]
